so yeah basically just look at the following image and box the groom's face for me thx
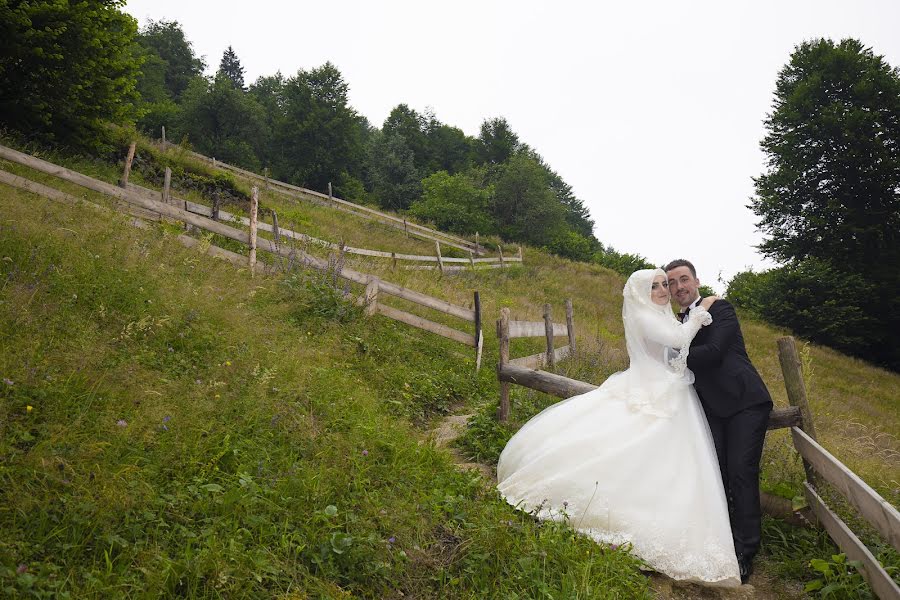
[666,266,701,308]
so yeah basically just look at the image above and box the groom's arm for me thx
[686,300,739,369]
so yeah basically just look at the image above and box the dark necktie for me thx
[679,307,691,323]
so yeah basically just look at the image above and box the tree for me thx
[752,38,900,276]
[218,46,245,90]
[409,171,494,235]
[364,132,421,210]
[0,0,142,145]
[492,154,567,245]
[752,38,900,369]
[177,74,269,170]
[272,62,364,191]
[137,19,206,100]
[476,117,521,165]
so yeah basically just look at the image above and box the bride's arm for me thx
[636,307,711,349]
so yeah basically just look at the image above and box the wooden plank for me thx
[375,303,475,347]
[248,186,258,274]
[508,353,545,369]
[544,304,555,368]
[162,167,172,204]
[768,406,802,430]
[792,427,900,553]
[804,482,900,600]
[779,336,819,486]
[177,235,248,268]
[498,364,597,399]
[498,307,511,422]
[376,280,475,322]
[119,141,136,187]
[554,345,571,363]
[362,276,379,317]
[508,321,547,338]
[552,322,569,337]
[565,299,576,353]
[0,145,475,328]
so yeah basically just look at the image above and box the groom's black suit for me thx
[686,298,772,562]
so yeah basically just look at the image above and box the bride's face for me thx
[650,274,670,306]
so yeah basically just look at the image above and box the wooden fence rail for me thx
[0,143,483,369]
[777,336,900,599]
[161,141,484,255]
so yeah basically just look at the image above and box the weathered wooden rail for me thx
[0,143,484,369]
[159,141,485,256]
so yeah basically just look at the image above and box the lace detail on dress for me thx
[668,306,711,375]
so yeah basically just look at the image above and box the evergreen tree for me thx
[218,46,246,90]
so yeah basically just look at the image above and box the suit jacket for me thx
[686,299,772,418]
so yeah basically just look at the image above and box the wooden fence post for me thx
[328,182,334,206]
[518,246,523,262]
[565,298,576,353]
[435,240,444,274]
[403,218,409,238]
[264,167,269,189]
[162,167,172,205]
[544,303,555,368]
[363,276,379,316]
[475,232,480,255]
[498,245,505,267]
[391,252,397,272]
[249,186,259,275]
[212,194,220,221]
[161,126,166,146]
[272,210,280,245]
[778,336,818,485]
[498,307,511,422]
[469,250,475,269]
[474,291,482,371]
[119,141,136,188]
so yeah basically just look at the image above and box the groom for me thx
[665,259,773,584]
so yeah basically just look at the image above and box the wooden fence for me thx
[0,144,484,368]
[158,139,486,256]
[495,302,576,421]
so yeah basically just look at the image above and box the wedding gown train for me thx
[496,269,741,586]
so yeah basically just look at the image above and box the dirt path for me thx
[431,412,807,600]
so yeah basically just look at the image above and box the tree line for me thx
[1,4,897,369]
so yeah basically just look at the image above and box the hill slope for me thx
[1,141,898,597]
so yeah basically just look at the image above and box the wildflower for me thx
[160,425,169,432]
[215,394,220,399]
[167,347,174,353]
[16,564,27,575]
[163,415,171,423]
[610,544,619,551]
[116,419,127,427]
[225,361,231,367]
[2,378,12,386]
[195,379,202,385]
[26,405,33,412]
[362,449,368,457]
[563,501,568,509]
[388,536,396,544]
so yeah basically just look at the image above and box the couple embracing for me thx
[497,259,773,586]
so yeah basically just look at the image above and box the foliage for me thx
[218,46,245,90]
[0,0,142,146]
[727,259,880,360]
[805,554,872,598]
[365,131,422,210]
[176,74,269,170]
[592,245,656,276]
[492,154,567,246]
[408,171,494,235]
[136,19,206,101]
[477,117,521,165]
[752,37,900,369]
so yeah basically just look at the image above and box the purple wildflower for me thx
[388,536,396,544]
[160,424,169,432]
[361,449,369,457]
[2,378,13,386]
[162,415,171,423]
[116,419,127,427]
[16,564,27,575]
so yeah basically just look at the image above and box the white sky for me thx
[124,0,900,291]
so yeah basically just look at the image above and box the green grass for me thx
[0,185,652,598]
[2,129,899,597]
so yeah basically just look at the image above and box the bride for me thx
[497,268,741,586]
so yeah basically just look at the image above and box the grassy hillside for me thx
[1,137,898,597]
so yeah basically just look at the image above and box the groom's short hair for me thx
[664,259,697,278]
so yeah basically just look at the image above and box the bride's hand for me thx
[700,296,719,310]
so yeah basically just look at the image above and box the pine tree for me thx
[218,46,246,90]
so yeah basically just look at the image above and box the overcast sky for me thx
[124,0,900,291]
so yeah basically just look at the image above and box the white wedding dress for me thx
[497,269,741,586]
